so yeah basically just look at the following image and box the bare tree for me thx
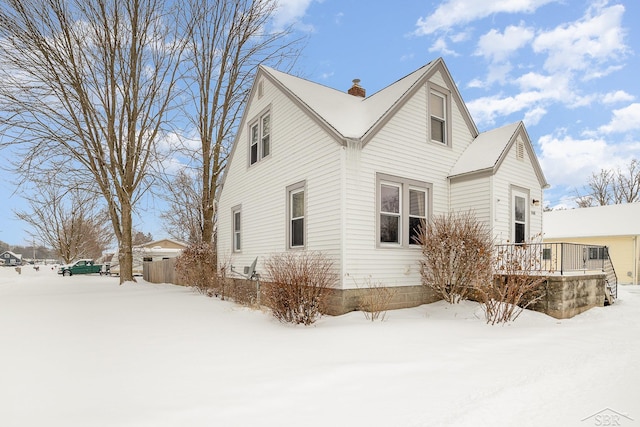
[166,0,302,251]
[613,159,640,203]
[574,159,640,207]
[0,0,185,282]
[588,169,613,206]
[159,169,204,243]
[132,230,153,246]
[15,185,113,263]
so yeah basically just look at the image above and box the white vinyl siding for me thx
[449,174,492,228]
[492,130,543,244]
[217,75,342,276]
[341,70,473,288]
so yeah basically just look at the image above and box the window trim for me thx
[286,181,306,250]
[248,106,272,166]
[427,83,452,148]
[232,205,242,253]
[376,173,432,248]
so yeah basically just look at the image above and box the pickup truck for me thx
[58,259,110,276]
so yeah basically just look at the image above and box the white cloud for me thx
[538,130,640,192]
[475,23,534,62]
[597,103,640,134]
[272,0,316,31]
[428,37,458,56]
[523,107,547,126]
[538,133,614,189]
[467,72,572,126]
[414,0,556,36]
[602,90,635,104]
[532,3,627,74]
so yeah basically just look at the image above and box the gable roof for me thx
[544,203,640,238]
[449,121,549,188]
[259,57,478,145]
[136,239,189,250]
[0,250,22,259]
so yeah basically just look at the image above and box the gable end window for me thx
[427,84,452,147]
[249,110,271,166]
[377,173,431,248]
[430,91,445,143]
[287,181,306,249]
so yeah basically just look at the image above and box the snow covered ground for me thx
[1,266,638,427]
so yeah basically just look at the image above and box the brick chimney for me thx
[347,79,365,98]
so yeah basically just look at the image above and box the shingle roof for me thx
[544,203,640,238]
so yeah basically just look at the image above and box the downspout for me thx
[635,235,638,285]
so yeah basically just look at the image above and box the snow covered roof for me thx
[135,239,189,250]
[448,121,549,188]
[260,58,476,141]
[449,122,521,177]
[0,250,22,259]
[544,203,640,238]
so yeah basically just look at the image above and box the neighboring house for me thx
[217,57,549,313]
[111,238,188,275]
[544,203,640,285]
[0,251,23,266]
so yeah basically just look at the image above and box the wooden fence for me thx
[143,258,187,286]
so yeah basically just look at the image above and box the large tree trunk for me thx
[117,201,135,284]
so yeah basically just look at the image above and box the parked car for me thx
[57,259,110,276]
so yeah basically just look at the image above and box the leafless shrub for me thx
[262,252,336,325]
[416,211,494,303]
[477,237,548,324]
[353,276,397,322]
[175,243,225,298]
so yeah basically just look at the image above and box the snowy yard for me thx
[1,267,639,427]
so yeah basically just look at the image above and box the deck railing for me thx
[493,242,617,299]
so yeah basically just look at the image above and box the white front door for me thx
[512,190,528,244]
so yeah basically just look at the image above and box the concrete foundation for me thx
[145,260,608,319]
[531,273,606,319]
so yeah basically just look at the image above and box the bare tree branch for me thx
[160,0,303,250]
[0,0,185,282]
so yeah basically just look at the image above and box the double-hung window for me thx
[428,84,451,147]
[249,110,271,165]
[377,174,430,247]
[430,91,446,144]
[232,207,242,252]
[287,182,305,249]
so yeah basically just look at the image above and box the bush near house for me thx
[262,252,336,325]
[416,211,494,304]
[175,243,227,298]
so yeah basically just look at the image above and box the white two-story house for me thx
[216,57,549,314]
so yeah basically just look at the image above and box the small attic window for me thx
[258,80,264,99]
[516,138,524,161]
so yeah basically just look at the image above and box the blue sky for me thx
[286,0,640,205]
[1,0,639,247]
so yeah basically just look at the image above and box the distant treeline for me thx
[0,241,58,261]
